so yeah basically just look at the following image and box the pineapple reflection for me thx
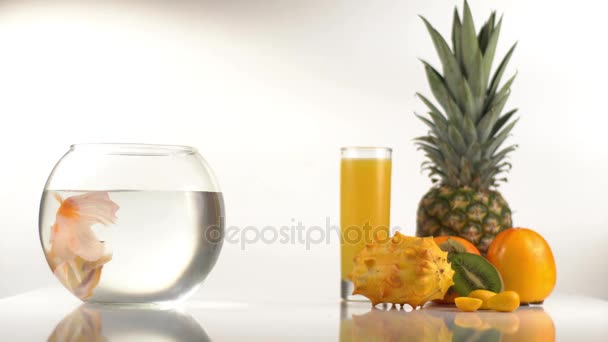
[339,303,554,342]
[48,304,209,342]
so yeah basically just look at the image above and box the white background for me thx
[0,0,607,302]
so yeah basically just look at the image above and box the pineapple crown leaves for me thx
[415,0,518,190]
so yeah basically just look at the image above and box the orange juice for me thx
[340,148,391,291]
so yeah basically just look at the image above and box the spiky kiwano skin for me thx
[349,233,455,308]
[415,1,518,253]
[417,185,512,254]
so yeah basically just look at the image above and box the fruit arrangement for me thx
[350,229,555,311]
[347,0,557,314]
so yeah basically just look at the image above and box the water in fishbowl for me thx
[39,190,224,305]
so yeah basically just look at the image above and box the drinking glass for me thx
[39,143,224,306]
[340,147,392,301]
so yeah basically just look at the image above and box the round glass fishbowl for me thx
[39,144,224,306]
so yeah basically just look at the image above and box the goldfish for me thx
[47,192,119,300]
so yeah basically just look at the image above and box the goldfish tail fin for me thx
[67,192,119,226]
[53,192,63,204]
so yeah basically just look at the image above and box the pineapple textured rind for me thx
[350,232,455,307]
[417,185,512,254]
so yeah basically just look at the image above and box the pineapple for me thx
[415,1,517,254]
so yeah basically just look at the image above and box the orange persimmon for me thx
[486,228,556,304]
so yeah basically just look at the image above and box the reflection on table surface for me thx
[0,287,602,341]
[47,304,209,342]
[339,302,555,342]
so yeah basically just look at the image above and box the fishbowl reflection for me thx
[48,304,209,342]
[339,303,555,342]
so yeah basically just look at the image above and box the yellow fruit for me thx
[350,232,454,308]
[486,228,556,304]
[468,290,496,310]
[487,291,520,312]
[455,297,483,312]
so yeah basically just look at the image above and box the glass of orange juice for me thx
[340,147,392,301]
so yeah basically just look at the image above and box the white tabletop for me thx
[0,287,606,341]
